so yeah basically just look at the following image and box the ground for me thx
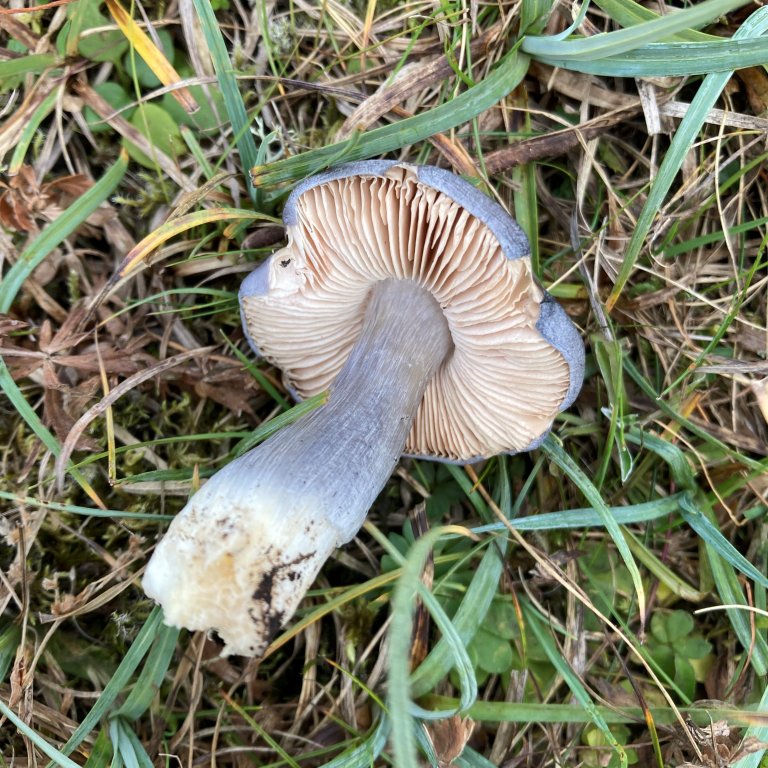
[1,0,767,766]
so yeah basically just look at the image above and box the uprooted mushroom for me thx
[142,161,585,657]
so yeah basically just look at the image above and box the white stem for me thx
[143,279,452,656]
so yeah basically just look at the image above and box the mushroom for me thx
[142,161,584,657]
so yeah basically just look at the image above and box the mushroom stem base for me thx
[143,279,452,656]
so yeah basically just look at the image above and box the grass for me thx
[1,0,767,765]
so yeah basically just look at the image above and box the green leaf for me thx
[665,610,694,643]
[124,103,185,168]
[471,627,515,675]
[673,657,696,702]
[84,82,135,134]
[66,0,129,63]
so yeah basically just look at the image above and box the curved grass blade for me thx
[251,51,530,189]
[389,526,478,768]
[680,496,768,592]
[625,428,768,673]
[606,5,768,309]
[471,493,683,533]
[115,208,276,278]
[542,435,646,625]
[0,698,83,768]
[594,0,713,41]
[9,86,59,173]
[410,538,505,697]
[317,715,390,768]
[522,0,747,59]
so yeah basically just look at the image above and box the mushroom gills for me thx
[142,279,452,656]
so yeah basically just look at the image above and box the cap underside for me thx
[241,165,573,461]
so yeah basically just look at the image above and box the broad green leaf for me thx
[84,82,135,134]
[124,103,185,168]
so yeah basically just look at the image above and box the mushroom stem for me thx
[143,279,452,656]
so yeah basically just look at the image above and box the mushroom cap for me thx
[240,162,584,462]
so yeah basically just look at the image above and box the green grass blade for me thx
[624,528,708,603]
[623,359,763,470]
[54,607,164,759]
[542,436,646,624]
[9,86,59,173]
[83,729,113,768]
[0,150,128,314]
[593,0,713,40]
[0,52,60,79]
[251,51,530,189]
[704,540,768,676]
[0,151,128,495]
[522,0,748,59]
[191,0,260,203]
[606,5,768,308]
[410,539,505,697]
[680,495,768,592]
[732,684,768,768]
[112,622,179,721]
[472,494,684,533]
[412,581,478,717]
[318,715,389,768]
[535,38,768,76]
[0,698,83,768]
[389,527,476,767]
[524,602,627,767]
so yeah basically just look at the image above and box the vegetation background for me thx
[1,0,767,765]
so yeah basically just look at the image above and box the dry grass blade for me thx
[104,0,199,113]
